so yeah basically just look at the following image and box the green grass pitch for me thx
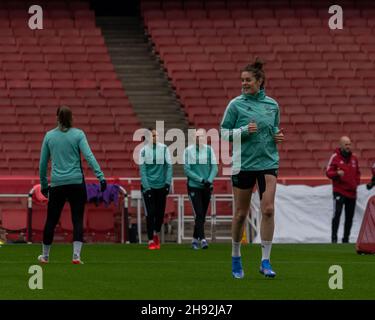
[0,243,374,300]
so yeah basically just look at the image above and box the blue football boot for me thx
[201,239,208,249]
[232,256,244,279]
[259,259,276,278]
[191,240,199,250]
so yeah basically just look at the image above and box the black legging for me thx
[142,187,167,241]
[188,186,211,240]
[332,192,356,242]
[43,183,87,245]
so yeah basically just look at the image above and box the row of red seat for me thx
[146,18,372,32]
[0,0,89,9]
[0,27,101,37]
[0,36,105,45]
[149,34,374,47]
[141,0,373,10]
[1,79,121,89]
[1,206,119,243]
[0,71,116,81]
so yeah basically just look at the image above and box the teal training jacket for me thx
[139,142,173,191]
[220,88,280,173]
[39,127,105,190]
[183,143,218,189]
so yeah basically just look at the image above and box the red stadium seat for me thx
[2,209,27,240]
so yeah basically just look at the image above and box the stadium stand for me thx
[141,0,375,177]
[0,0,141,242]
[0,0,141,178]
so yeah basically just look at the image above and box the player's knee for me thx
[234,211,247,224]
[262,206,274,218]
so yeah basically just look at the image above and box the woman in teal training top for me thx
[38,106,107,264]
[139,128,173,250]
[184,128,218,250]
[220,58,285,279]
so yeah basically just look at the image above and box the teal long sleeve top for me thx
[139,142,173,191]
[220,88,280,173]
[183,144,218,188]
[39,127,105,190]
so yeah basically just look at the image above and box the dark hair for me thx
[56,105,73,130]
[142,127,155,142]
[242,57,266,88]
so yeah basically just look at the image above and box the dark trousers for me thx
[142,187,167,241]
[332,192,356,243]
[43,183,87,245]
[188,186,212,240]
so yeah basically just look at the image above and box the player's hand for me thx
[100,179,107,192]
[337,170,345,177]
[202,179,213,191]
[274,128,285,144]
[205,181,213,191]
[41,187,49,199]
[165,184,170,195]
[248,122,257,133]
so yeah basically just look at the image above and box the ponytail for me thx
[242,57,266,88]
[56,106,73,130]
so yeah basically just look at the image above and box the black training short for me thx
[231,169,278,192]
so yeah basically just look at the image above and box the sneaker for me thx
[153,235,160,249]
[148,241,157,250]
[72,259,84,264]
[201,239,208,249]
[232,256,244,279]
[259,259,276,278]
[191,240,199,250]
[38,255,48,264]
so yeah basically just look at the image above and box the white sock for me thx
[73,241,83,259]
[192,238,199,244]
[42,244,51,258]
[261,240,272,261]
[232,241,241,257]
[148,239,154,244]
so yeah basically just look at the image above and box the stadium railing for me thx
[1,175,371,244]
[26,184,129,244]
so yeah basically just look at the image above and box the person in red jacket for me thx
[326,136,361,243]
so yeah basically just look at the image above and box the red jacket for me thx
[326,148,361,199]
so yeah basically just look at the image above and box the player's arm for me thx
[207,147,218,183]
[39,134,50,190]
[139,148,151,191]
[183,148,203,183]
[220,102,249,141]
[164,146,173,186]
[273,107,284,144]
[78,131,105,182]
